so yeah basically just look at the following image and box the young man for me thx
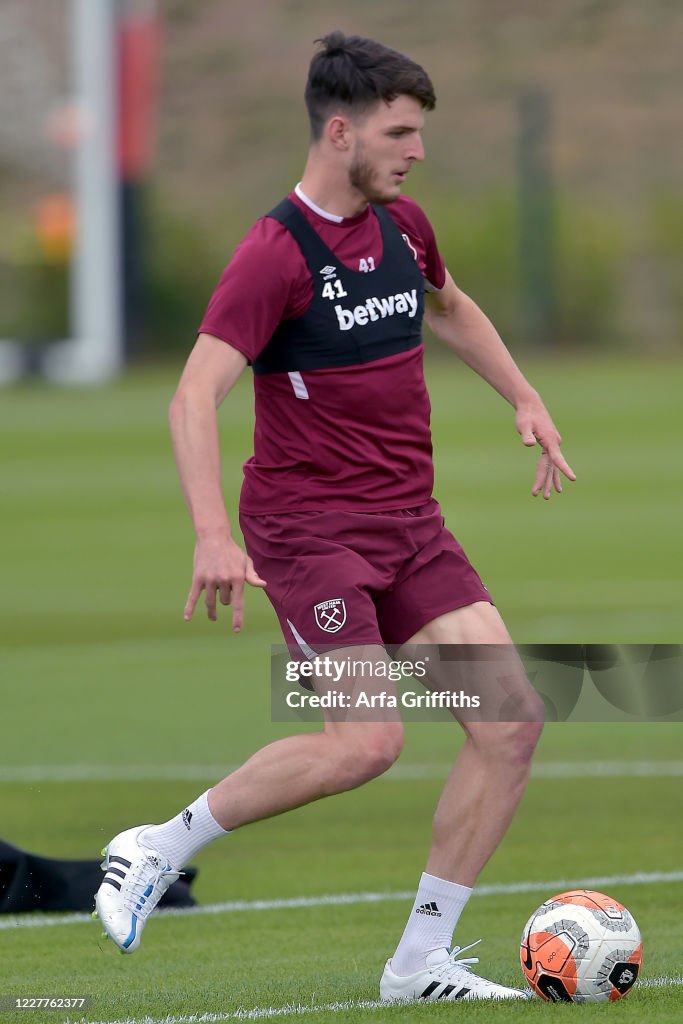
[95,32,575,1001]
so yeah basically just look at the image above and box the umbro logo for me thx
[181,808,193,830]
[319,265,337,280]
[416,901,442,916]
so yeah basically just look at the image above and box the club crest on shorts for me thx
[313,598,347,633]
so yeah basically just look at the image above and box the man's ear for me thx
[326,114,352,151]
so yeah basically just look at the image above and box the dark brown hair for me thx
[305,31,436,141]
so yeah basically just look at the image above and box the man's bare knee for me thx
[363,721,405,777]
[509,717,544,764]
[325,722,404,792]
[467,716,543,769]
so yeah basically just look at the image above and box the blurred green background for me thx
[1,0,683,351]
[1,356,681,774]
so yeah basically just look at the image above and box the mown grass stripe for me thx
[1,762,682,783]
[1,870,681,932]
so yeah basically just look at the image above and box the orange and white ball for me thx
[520,890,643,1003]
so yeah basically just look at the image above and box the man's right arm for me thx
[169,333,267,631]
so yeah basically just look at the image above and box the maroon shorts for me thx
[240,499,492,650]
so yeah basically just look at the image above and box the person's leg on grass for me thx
[94,645,403,951]
[380,601,544,1001]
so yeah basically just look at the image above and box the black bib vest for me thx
[252,198,425,375]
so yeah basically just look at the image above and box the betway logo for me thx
[334,289,418,331]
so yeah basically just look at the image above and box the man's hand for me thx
[183,533,267,631]
[516,395,577,500]
[424,277,577,500]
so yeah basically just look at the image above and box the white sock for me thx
[139,789,229,869]
[390,872,473,976]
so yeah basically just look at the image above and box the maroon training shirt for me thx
[198,188,447,513]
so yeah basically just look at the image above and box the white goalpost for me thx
[44,0,123,383]
[0,0,123,384]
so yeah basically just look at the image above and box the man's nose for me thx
[406,133,425,162]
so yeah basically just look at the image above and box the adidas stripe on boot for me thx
[94,825,180,953]
[380,941,532,1001]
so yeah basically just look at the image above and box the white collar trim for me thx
[294,183,344,223]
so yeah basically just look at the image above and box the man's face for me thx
[346,95,426,205]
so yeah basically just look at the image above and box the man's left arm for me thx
[424,269,576,499]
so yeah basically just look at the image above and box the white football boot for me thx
[380,940,533,1001]
[93,825,180,953]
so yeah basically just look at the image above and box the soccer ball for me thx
[520,890,643,1003]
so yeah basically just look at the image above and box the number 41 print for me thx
[322,279,348,299]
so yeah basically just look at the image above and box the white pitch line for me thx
[75,1001,386,1024]
[393,761,683,780]
[641,976,683,988]
[74,977,683,1024]
[0,765,240,783]
[1,761,683,783]
[1,870,682,933]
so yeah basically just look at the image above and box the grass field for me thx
[1,353,682,1023]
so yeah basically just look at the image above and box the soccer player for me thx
[95,32,575,1001]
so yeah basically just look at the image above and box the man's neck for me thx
[294,183,344,223]
[299,160,369,219]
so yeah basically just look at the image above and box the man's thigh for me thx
[406,602,512,646]
[400,603,545,726]
[309,643,404,730]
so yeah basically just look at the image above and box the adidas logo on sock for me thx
[416,901,442,917]
[181,808,193,830]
